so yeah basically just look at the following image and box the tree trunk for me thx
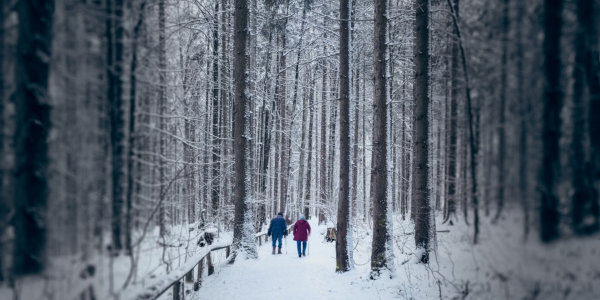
[370,0,390,276]
[158,0,167,238]
[363,61,369,223]
[107,0,126,254]
[125,1,146,256]
[443,0,458,225]
[493,0,509,223]
[336,0,351,273]
[584,0,600,232]
[277,2,289,216]
[293,1,310,212]
[12,0,54,275]
[516,0,529,237]
[572,0,599,234]
[413,0,431,264]
[319,52,328,224]
[352,59,360,218]
[232,0,256,259]
[447,0,478,242]
[211,0,221,222]
[539,0,563,242]
[258,15,275,228]
[304,76,315,218]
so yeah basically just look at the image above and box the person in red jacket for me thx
[293,214,311,257]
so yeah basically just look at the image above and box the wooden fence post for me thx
[173,279,184,300]
[226,246,230,258]
[185,268,194,283]
[207,252,214,275]
[194,258,204,291]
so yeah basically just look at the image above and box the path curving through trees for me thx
[191,220,385,300]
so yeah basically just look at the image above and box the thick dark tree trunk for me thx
[587,3,600,210]
[12,0,54,275]
[572,0,599,234]
[370,0,390,276]
[336,0,351,273]
[584,0,600,231]
[232,0,254,258]
[107,0,126,254]
[539,0,563,242]
[413,0,431,264]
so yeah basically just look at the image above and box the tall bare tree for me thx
[336,0,352,273]
[107,0,126,254]
[572,0,599,234]
[413,0,431,264]
[12,0,55,275]
[319,52,328,224]
[211,0,221,222]
[232,0,257,259]
[370,0,390,277]
[493,0,509,222]
[539,0,563,242]
[158,0,167,238]
[442,0,458,225]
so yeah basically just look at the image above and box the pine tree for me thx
[539,0,563,242]
[336,0,352,273]
[370,0,390,276]
[232,0,257,259]
[12,0,55,275]
[413,0,431,264]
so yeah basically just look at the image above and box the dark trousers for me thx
[272,233,282,248]
[296,240,307,256]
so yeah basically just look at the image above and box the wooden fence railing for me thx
[137,224,293,300]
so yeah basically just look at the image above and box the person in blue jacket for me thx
[267,212,287,254]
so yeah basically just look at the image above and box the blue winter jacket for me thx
[267,216,287,237]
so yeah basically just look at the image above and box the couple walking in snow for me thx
[267,212,311,257]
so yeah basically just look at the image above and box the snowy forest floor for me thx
[2,212,598,300]
[183,215,600,300]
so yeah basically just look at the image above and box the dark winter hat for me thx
[277,212,283,216]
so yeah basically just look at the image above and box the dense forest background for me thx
[0,0,599,298]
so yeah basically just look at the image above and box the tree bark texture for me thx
[412,0,431,264]
[336,0,351,273]
[12,0,55,275]
[539,0,563,242]
[232,0,253,257]
[370,0,390,275]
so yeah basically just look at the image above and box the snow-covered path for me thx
[192,219,390,300]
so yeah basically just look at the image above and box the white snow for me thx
[186,215,600,300]
[3,213,598,300]
[191,219,401,300]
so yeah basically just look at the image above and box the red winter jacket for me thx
[293,220,311,241]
